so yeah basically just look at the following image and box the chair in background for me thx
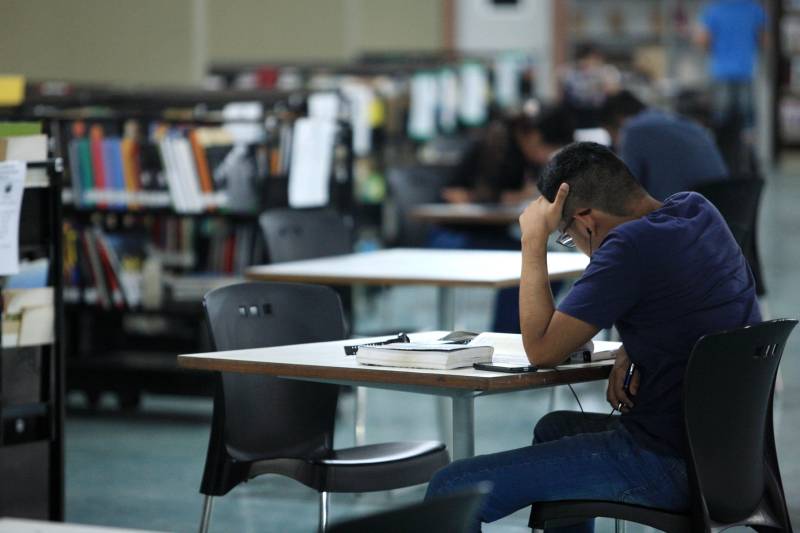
[198,282,450,533]
[530,318,797,533]
[259,207,352,263]
[328,485,489,533]
[694,177,766,296]
[385,164,453,247]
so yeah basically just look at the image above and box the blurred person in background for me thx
[441,104,576,211]
[559,44,621,128]
[434,105,576,332]
[601,90,728,201]
[694,0,767,168]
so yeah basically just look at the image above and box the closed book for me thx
[89,125,108,208]
[76,138,95,206]
[356,343,493,370]
[120,137,141,208]
[103,138,126,209]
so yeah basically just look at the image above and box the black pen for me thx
[617,362,636,412]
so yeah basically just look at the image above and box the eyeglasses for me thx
[556,218,576,248]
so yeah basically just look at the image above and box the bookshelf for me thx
[773,0,800,156]
[5,85,355,407]
[0,158,65,520]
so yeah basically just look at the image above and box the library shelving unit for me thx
[8,84,354,408]
[0,157,65,519]
[773,0,800,158]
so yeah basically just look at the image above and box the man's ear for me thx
[573,208,595,237]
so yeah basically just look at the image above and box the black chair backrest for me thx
[259,208,351,263]
[693,177,765,294]
[203,282,346,462]
[328,485,488,533]
[684,319,797,524]
[386,164,452,247]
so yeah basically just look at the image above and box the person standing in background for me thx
[601,90,728,201]
[695,0,767,139]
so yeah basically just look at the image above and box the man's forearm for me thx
[519,231,555,350]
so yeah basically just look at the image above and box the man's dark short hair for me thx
[600,90,646,130]
[510,105,576,147]
[538,142,644,221]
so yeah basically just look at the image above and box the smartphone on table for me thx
[473,362,538,373]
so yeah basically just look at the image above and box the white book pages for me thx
[173,138,204,213]
[288,118,335,208]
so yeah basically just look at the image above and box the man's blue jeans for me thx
[425,411,690,532]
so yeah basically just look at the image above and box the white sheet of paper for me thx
[341,82,374,156]
[288,118,335,208]
[494,55,521,110]
[438,69,459,133]
[459,62,488,126]
[0,160,26,275]
[309,92,340,121]
[408,73,438,141]
[574,128,612,146]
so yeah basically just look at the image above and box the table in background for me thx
[178,332,616,460]
[409,203,523,227]
[245,248,588,329]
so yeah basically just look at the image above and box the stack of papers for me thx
[356,342,493,370]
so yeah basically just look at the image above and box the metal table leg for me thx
[451,392,476,460]
[437,286,457,447]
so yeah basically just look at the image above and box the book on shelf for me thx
[2,287,54,348]
[64,222,147,309]
[0,132,48,187]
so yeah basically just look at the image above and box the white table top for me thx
[178,332,617,393]
[246,248,589,288]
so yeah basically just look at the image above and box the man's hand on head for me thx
[519,182,569,243]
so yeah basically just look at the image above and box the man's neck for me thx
[626,195,662,221]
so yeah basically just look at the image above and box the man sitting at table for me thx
[425,142,761,532]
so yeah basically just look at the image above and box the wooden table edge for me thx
[177,354,612,392]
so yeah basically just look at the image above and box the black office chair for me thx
[694,177,766,295]
[328,485,489,533]
[385,164,453,247]
[530,318,797,533]
[259,207,352,263]
[259,206,354,327]
[198,282,449,533]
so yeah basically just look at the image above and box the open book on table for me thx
[470,332,620,367]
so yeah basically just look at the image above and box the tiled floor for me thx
[65,170,800,533]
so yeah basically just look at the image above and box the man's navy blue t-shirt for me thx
[558,192,761,457]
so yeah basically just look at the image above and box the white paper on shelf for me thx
[341,82,374,156]
[459,62,488,126]
[288,117,335,208]
[309,92,340,121]
[0,160,26,275]
[408,72,438,140]
[438,69,459,133]
[494,54,521,110]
